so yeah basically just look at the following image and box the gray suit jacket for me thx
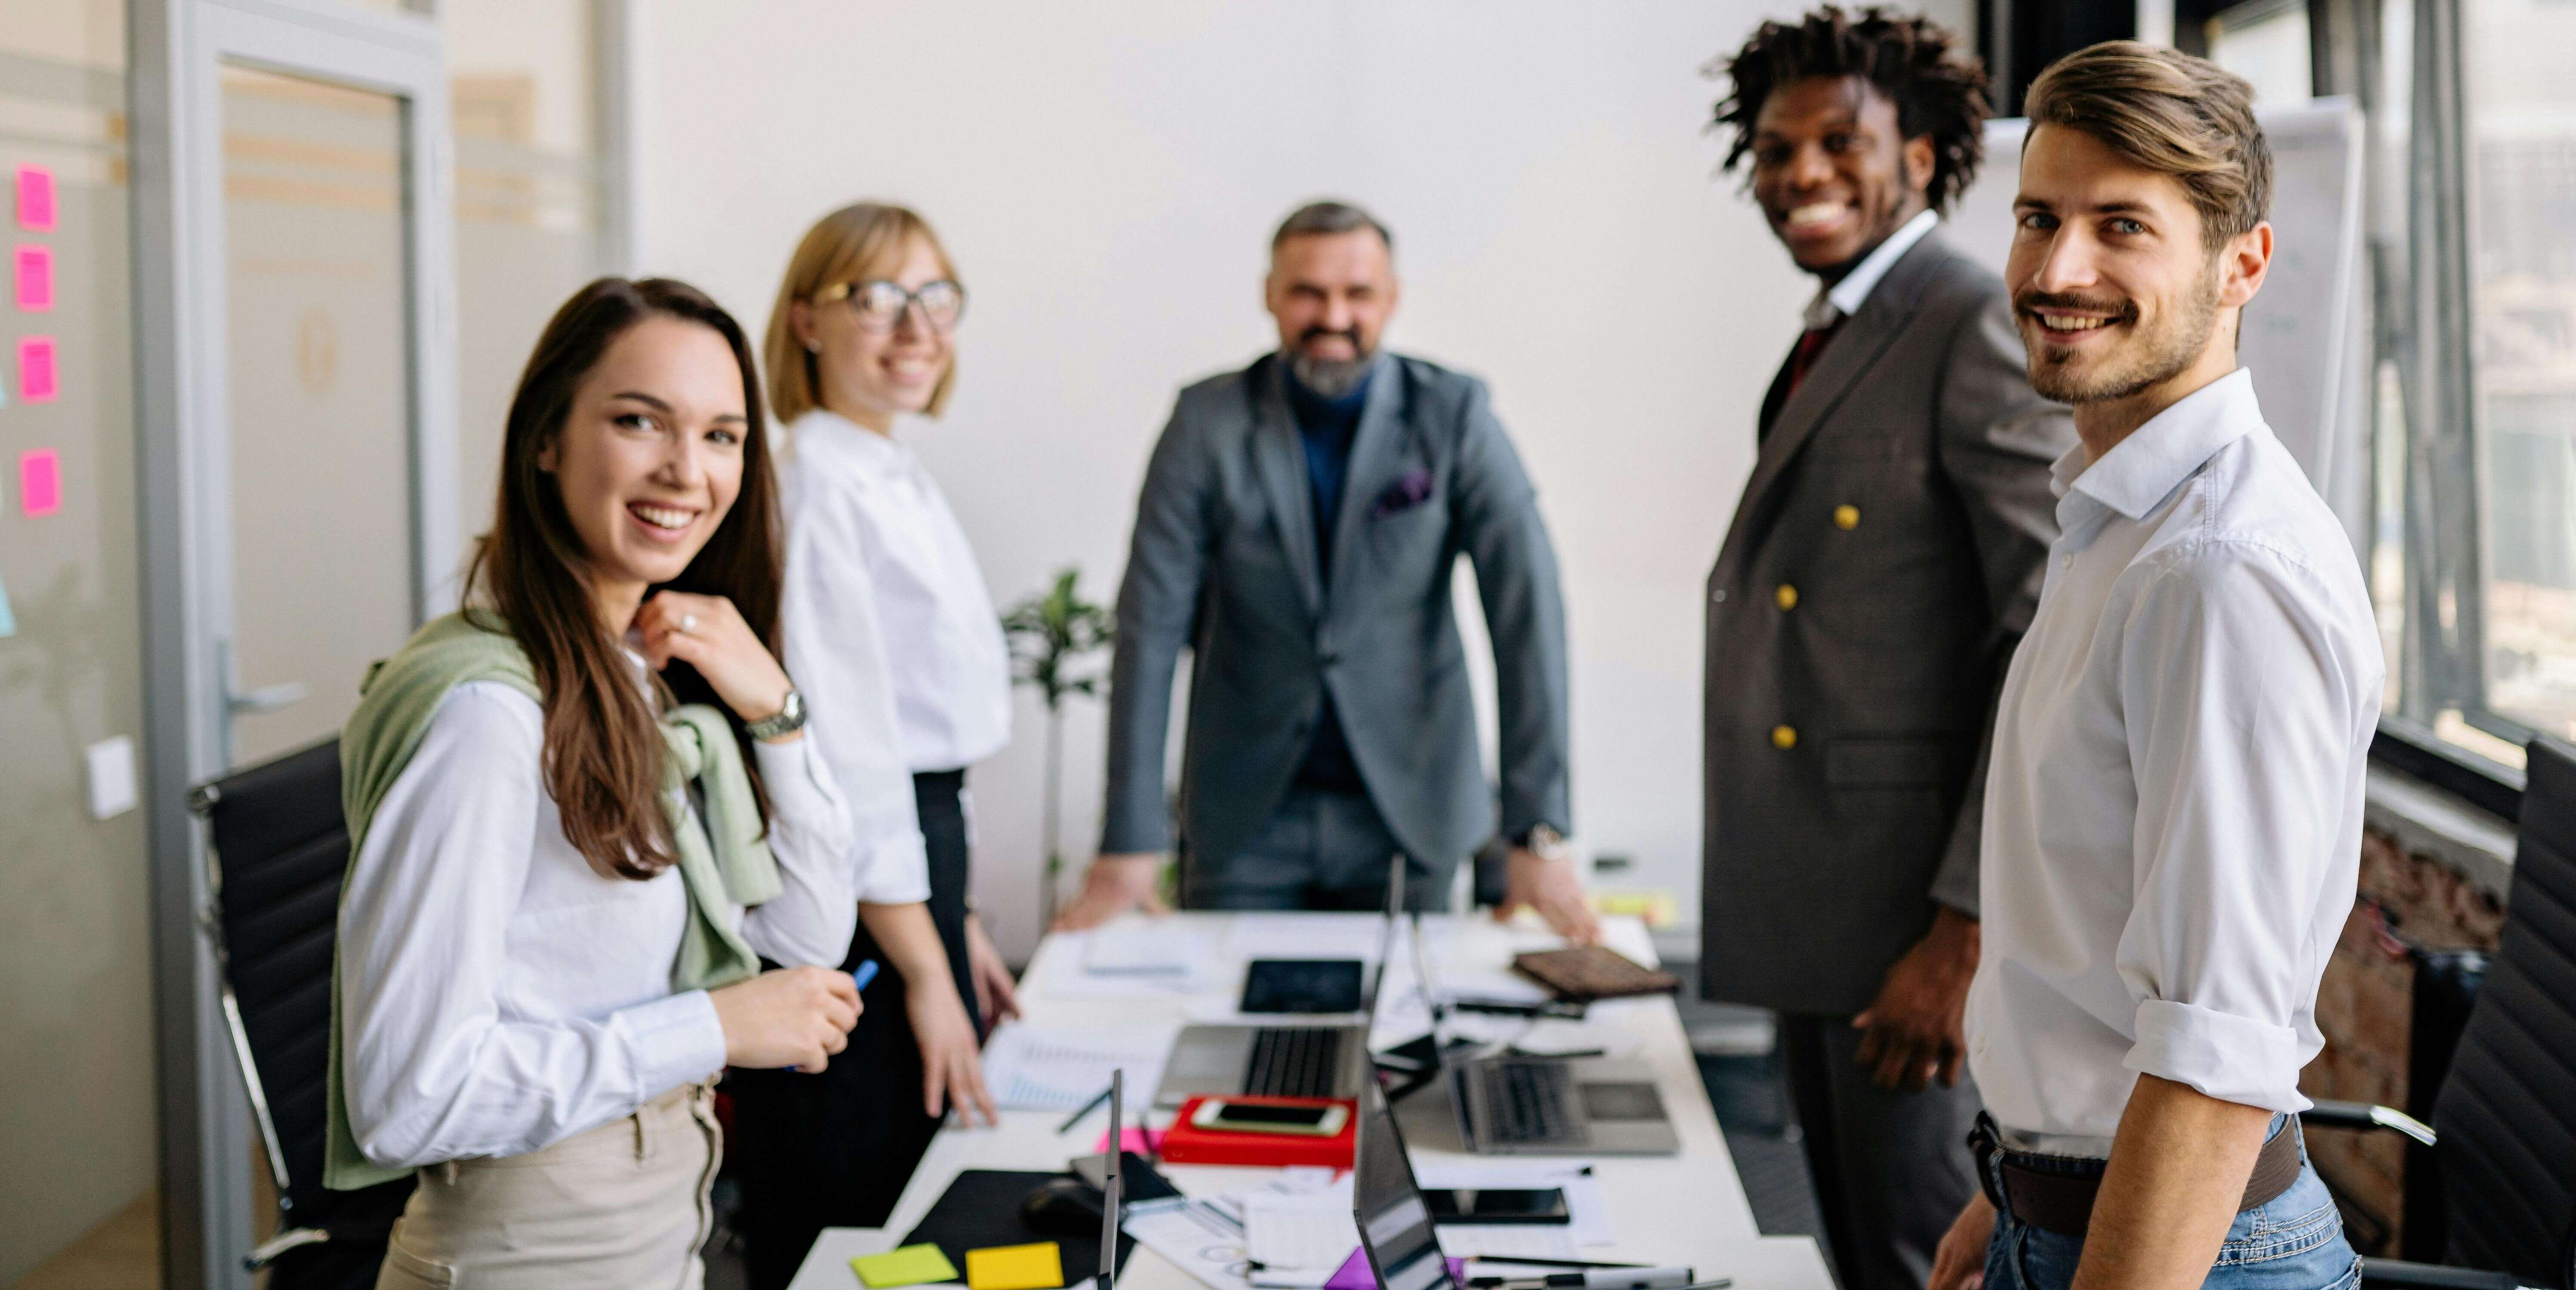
[1701,230,2074,1015]
[1101,352,1571,881]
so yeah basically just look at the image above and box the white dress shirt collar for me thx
[797,407,912,473]
[1803,207,1939,331]
[2054,367,2262,523]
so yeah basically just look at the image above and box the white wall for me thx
[633,0,1969,957]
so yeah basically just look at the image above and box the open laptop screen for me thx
[1353,1080,1457,1290]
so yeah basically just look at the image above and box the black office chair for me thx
[2300,736,2576,1290]
[192,738,413,1288]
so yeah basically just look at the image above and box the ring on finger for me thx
[678,612,699,635]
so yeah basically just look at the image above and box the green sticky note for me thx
[852,1243,961,1288]
[0,569,14,638]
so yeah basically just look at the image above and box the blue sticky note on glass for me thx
[0,570,15,637]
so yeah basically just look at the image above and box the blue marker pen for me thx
[781,961,879,1070]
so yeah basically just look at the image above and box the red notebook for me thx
[1156,1095,1358,1169]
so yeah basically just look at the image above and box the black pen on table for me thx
[1056,1081,1115,1134]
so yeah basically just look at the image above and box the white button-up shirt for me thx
[338,671,856,1167]
[781,409,1011,902]
[1803,207,1939,331]
[1966,369,2383,1147]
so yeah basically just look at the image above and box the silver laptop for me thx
[1151,861,1406,1109]
[1410,916,1679,1156]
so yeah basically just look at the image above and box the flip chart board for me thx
[1945,99,2369,551]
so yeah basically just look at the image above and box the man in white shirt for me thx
[1928,43,2384,1290]
[1699,12,2073,1288]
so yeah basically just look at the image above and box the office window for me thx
[2464,0,2576,750]
[2349,0,2576,778]
[445,0,610,544]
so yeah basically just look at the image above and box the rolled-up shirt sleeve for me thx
[2112,543,2365,1113]
[737,728,859,965]
[781,467,934,905]
[338,683,729,1167]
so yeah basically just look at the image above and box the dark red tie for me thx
[1785,319,1842,403]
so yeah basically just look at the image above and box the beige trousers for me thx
[374,1081,723,1290]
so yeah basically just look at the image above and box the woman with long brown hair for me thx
[330,277,863,1287]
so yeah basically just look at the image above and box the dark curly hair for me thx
[1709,6,1992,214]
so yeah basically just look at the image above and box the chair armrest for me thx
[2301,1100,2437,1147]
[244,1227,329,1270]
[2358,1257,2541,1290]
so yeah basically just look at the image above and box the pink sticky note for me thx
[20,450,61,517]
[15,244,52,311]
[18,335,56,402]
[15,167,54,232]
[1091,1125,1167,1156]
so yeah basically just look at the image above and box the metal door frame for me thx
[130,0,456,1283]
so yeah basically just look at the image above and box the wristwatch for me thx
[1510,823,1569,859]
[745,687,808,741]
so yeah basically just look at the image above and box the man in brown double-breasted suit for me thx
[1700,11,2075,1290]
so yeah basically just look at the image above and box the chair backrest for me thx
[2432,736,2576,1284]
[194,738,348,1219]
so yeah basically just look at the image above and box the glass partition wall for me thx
[0,0,161,1283]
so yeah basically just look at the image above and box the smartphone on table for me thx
[1189,1097,1351,1137]
[1422,1188,1572,1225]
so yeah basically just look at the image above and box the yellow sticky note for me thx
[851,1243,960,1288]
[964,1241,1064,1290]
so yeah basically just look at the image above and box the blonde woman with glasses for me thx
[726,203,1020,1290]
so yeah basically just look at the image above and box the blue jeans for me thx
[1981,1122,2362,1290]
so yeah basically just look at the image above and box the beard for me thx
[2020,263,2223,406]
[1286,326,1375,397]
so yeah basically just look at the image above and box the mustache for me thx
[2014,290,2140,328]
[1298,325,1364,348]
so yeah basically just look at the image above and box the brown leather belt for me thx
[1971,1117,2305,1237]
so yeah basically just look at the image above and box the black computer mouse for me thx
[1020,1176,1105,1234]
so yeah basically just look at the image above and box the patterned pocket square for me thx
[1370,468,1434,518]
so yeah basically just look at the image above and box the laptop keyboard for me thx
[1244,1027,1346,1098]
[1478,1060,1583,1146]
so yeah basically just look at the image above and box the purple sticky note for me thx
[18,335,56,402]
[20,450,61,518]
[1323,1248,1465,1290]
[15,244,52,311]
[15,167,54,232]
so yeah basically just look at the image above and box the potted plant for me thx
[1001,567,1115,928]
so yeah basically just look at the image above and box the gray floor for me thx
[708,961,1837,1290]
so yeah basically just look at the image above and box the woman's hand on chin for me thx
[635,590,795,728]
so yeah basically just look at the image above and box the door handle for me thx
[213,639,308,766]
[227,680,309,714]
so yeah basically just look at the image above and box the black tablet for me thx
[1239,958,1366,1013]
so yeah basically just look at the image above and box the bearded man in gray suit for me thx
[1056,201,1598,943]
[1700,10,2075,1290]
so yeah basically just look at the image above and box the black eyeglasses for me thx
[815,278,966,333]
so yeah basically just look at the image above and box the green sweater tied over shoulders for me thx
[325,611,780,1190]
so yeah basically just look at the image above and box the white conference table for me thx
[788,912,1831,1290]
